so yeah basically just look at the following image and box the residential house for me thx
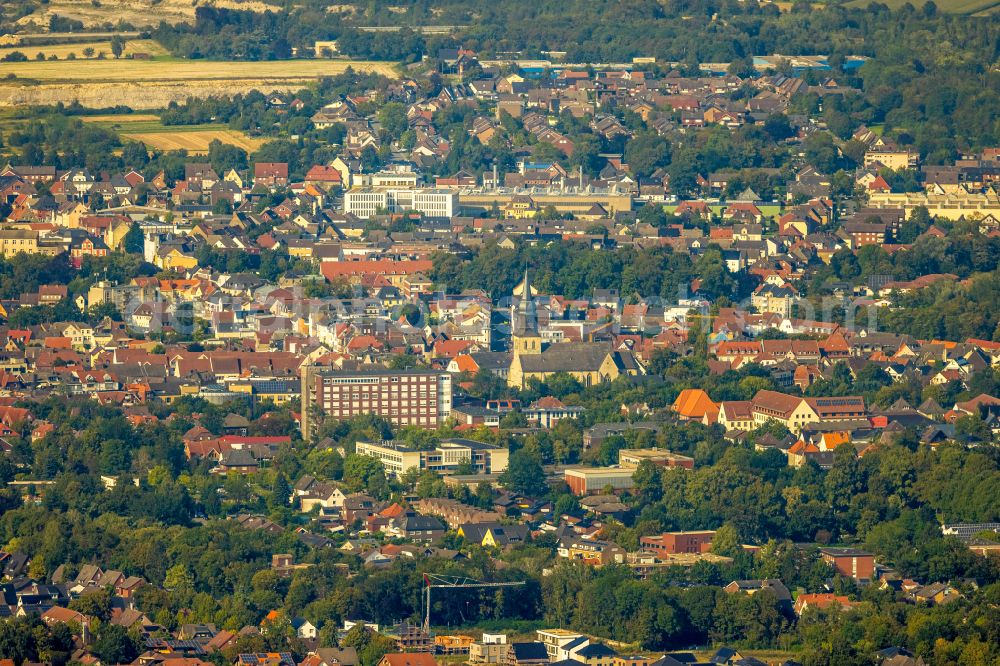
[458,522,529,548]
[793,593,856,615]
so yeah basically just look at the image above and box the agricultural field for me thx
[79,113,161,123]
[121,129,265,153]
[0,58,399,83]
[0,38,169,60]
[844,0,1000,12]
[10,0,284,30]
[0,58,399,108]
[82,115,266,153]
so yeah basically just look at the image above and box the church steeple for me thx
[511,268,543,355]
[512,269,538,337]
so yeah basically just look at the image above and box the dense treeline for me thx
[13,390,998,576]
[876,270,1000,342]
[801,214,1000,341]
[809,210,1000,292]
[542,561,1000,665]
[5,115,121,172]
[430,241,753,302]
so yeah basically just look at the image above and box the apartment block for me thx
[820,547,875,582]
[536,630,585,660]
[639,531,716,555]
[304,368,452,435]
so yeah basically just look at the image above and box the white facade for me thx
[355,436,508,477]
[370,171,420,188]
[343,190,389,219]
[344,189,458,219]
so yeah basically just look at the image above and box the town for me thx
[0,2,998,666]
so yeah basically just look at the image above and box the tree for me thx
[570,134,603,176]
[343,453,389,498]
[360,145,382,172]
[637,203,668,228]
[207,139,248,175]
[269,472,291,510]
[632,460,663,502]
[123,224,144,254]
[553,493,580,517]
[955,414,990,441]
[377,102,407,139]
[82,47,95,58]
[624,131,670,178]
[91,624,138,665]
[546,372,583,397]
[121,141,149,168]
[473,480,494,509]
[163,563,194,594]
[69,588,112,622]
[595,434,628,467]
[212,198,233,215]
[763,114,794,141]
[728,56,756,78]
[803,132,842,174]
[499,448,548,496]
[711,523,741,557]
[499,410,529,429]
[341,625,398,666]
[110,35,126,59]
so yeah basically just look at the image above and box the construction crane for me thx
[422,573,526,631]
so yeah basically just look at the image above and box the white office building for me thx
[343,190,389,219]
[344,188,458,219]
